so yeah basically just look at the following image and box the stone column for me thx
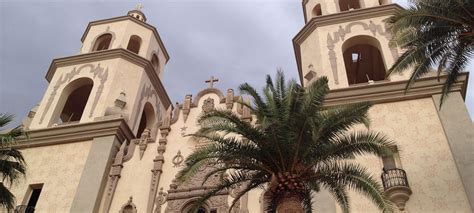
[433,93,474,212]
[70,135,121,213]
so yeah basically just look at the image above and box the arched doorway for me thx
[342,35,387,85]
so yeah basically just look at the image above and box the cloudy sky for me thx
[0,0,473,127]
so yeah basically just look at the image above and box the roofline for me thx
[80,15,170,63]
[292,4,404,84]
[45,48,172,109]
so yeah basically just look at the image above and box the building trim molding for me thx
[14,118,134,149]
[80,15,170,62]
[45,48,172,109]
[293,4,404,84]
[324,73,469,106]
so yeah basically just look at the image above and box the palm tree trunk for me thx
[276,192,304,213]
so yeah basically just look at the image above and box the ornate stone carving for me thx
[154,188,168,213]
[137,128,153,160]
[102,140,128,213]
[172,150,184,167]
[202,97,215,113]
[119,196,137,213]
[147,111,171,213]
[89,64,109,117]
[226,89,234,109]
[182,95,192,122]
[180,125,187,137]
[104,92,127,117]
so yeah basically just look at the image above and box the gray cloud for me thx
[0,0,472,128]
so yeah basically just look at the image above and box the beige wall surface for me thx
[331,98,471,212]
[5,141,92,213]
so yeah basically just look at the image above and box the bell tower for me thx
[295,0,407,88]
[29,7,171,137]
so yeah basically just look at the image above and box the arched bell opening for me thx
[92,33,113,52]
[136,102,156,138]
[151,53,160,73]
[51,78,94,125]
[339,0,361,12]
[127,35,142,54]
[312,4,322,17]
[342,35,387,85]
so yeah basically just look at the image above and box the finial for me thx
[135,3,144,10]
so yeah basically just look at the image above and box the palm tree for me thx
[177,72,395,213]
[386,0,473,105]
[0,114,27,211]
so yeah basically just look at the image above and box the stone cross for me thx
[136,3,144,10]
[205,76,219,88]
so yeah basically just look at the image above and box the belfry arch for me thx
[342,35,387,85]
[51,78,94,125]
[127,35,142,54]
[137,102,156,138]
[92,33,113,51]
[339,0,361,12]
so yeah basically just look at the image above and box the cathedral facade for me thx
[6,0,473,212]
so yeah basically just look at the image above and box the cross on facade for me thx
[205,76,219,88]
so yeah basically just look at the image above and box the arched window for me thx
[92,33,112,51]
[137,102,156,138]
[339,0,361,12]
[127,35,142,54]
[312,4,322,17]
[151,54,160,72]
[342,35,387,85]
[52,78,94,125]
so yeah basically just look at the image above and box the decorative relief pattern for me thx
[182,95,192,122]
[119,196,137,213]
[165,165,230,213]
[89,63,109,117]
[39,67,80,124]
[172,151,184,167]
[202,97,215,113]
[154,188,168,213]
[147,106,173,213]
[137,128,154,160]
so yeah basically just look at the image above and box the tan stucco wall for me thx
[6,141,92,212]
[332,98,472,212]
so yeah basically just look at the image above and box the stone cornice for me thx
[45,48,172,108]
[293,4,404,84]
[80,15,170,63]
[324,73,469,106]
[14,118,134,149]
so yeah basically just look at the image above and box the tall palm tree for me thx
[177,72,395,213]
[386,0,473,105]
[0,114,27,211]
